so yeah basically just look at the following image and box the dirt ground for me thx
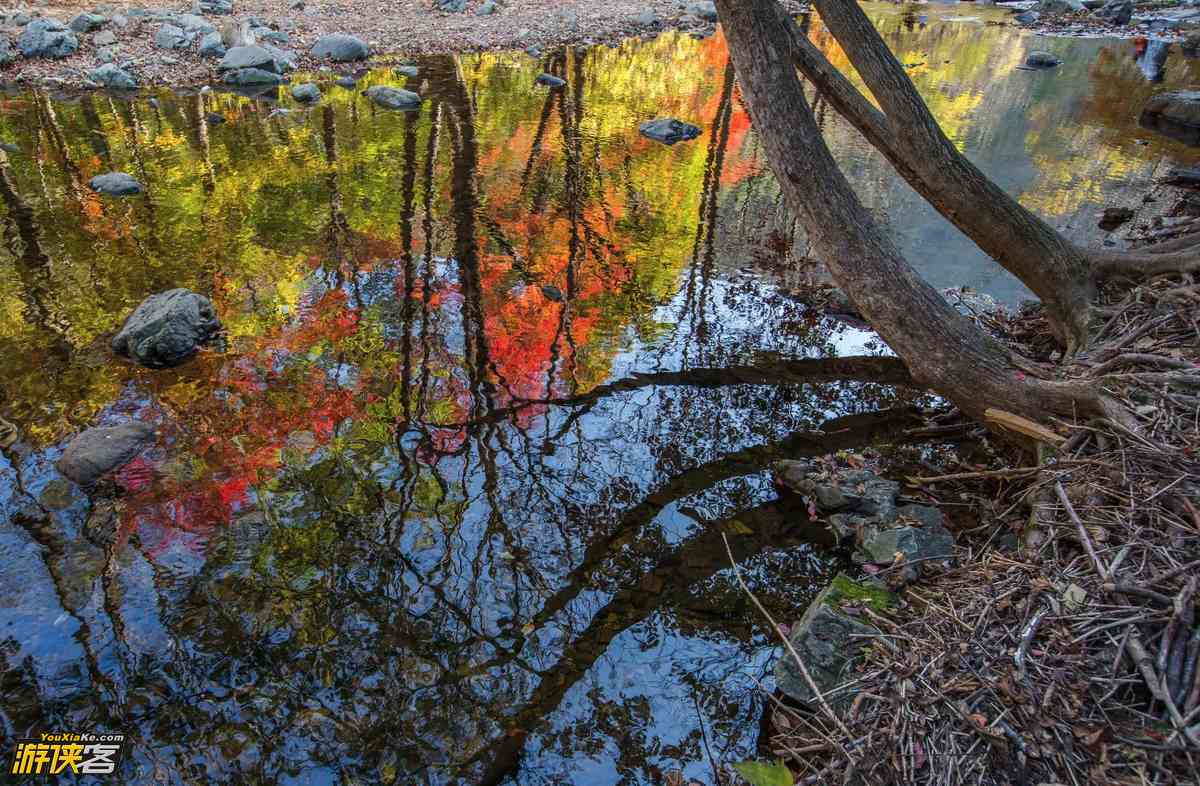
[0,0,804,89]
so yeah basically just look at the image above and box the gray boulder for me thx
[535,72,565,88]
[311,33,368,61]
[1025,50,1062,67]
[255,27,289,44]
[261,43,296,71]
[291,81,320,102]
[774,461,900,522]
[775,574,890,710]
[154,23,191,49]
[111,289,222,368]
[363,85,421,110]
[222,66,283,85]
[638,117,701,145]
[93,29,117,46]
[686,1,718,21]
[69,12,107,33]
[18,19,79,59]
[90,63,136,89]
[394,64,418,77]
[1014,10,1039,23]
[436,0,468,10]
[1140,91,1200,146]
[88,172,143,196]
[56,422,156,486]
[198,31,225,57]
[1092,0,1133,23]
[858,504,955,565]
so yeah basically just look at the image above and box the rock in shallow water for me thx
[639,117,701,145]
[89,172,143,196]
[311,33,369,62]
[363,85,421,110]
[111,288,222,368]
[1140,90,1200,147]
[1025,50,1062,68]
[291,82,320,102]
[535,73,565,88]
[56,422,156,486]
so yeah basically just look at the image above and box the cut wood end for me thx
[984,407,1066,445]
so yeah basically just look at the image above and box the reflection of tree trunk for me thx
[0,152,73,353]
[321,104,356,293]
[438,55,496,418]
[468,495,835,786]
[415,103,443,425]
[398,111,420,424]
[79,95,112,167]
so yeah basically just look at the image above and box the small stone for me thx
[88,171,143,195]
[1099,206,1134,230]
[69,12,107,33]
[291,81,320,102]
[153,23,191,49]
[222,67,283,85]
[96,44,118,62]
[335,75,357,88]
[0,35,17,65]
[639,117,701,145]
[56,422,156,486]
[198,30,225,57]
[436,0,467,11]
[1025,50,1062,68]
[93,29,117,46]
[476,0,497,15]
[363,85,421,110]
[394,64,418,78]
[89,63,136,89]
[310,32,368,61]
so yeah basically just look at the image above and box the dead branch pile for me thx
[766,272,1200,785]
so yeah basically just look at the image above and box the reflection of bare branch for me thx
[425,355,912,429]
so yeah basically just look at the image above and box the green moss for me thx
[821,573,895,613]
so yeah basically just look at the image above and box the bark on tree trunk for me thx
[768,0,1096,350]
[712,0,1109,427]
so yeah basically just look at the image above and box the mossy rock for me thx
[823,572,896,613]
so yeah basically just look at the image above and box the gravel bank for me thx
[0,0,804,90]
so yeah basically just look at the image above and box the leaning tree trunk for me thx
[712,0,1110,428]
[764,0,1096,350]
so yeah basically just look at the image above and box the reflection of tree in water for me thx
[0,38,928,785]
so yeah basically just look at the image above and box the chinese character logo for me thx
[9,733,125,776]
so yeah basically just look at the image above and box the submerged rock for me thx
[56,422,156,486]
[638,117,701,145]
[1099,206,1134,230]
[1025,50,1062,68]
[1140,91,1200,146]
[89,172,143,196]
[394,64,418,78]
[291,82,320,102]
[111,289,222,368]
[311,33,369,61]
[775,574,891,710]
[90,64,136,90]
[17,19,79,59]
[363,85,421,110]
[335,75,358,88]
[535,73,566,88]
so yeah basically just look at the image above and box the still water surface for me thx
[1,4,1198,783]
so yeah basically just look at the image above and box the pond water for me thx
[1,4,1198,784]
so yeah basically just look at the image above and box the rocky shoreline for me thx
[0,0,806,90]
